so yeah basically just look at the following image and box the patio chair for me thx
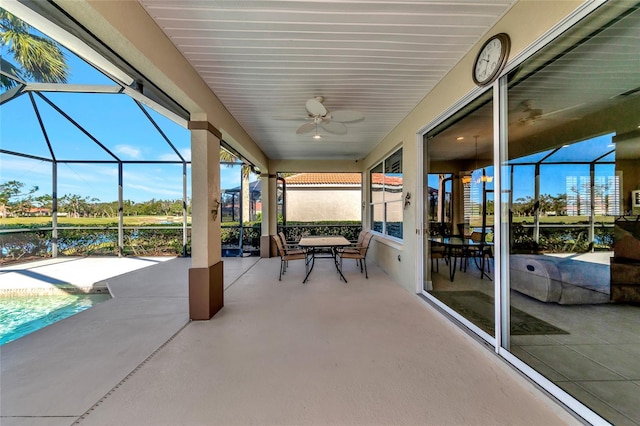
[272,235,308,281]
[278,231,305,255]
[337,231,374,278]
[340,230,368,255]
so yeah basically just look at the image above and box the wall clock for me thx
[472,33,511,86]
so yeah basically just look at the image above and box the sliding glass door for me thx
[422,2,640,423]
[423,90,496,338]
[502,3,640,424]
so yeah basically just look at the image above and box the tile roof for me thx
[284,172,402,186]
[285,173,361,185]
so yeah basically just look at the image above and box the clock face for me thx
[473,33,510,86]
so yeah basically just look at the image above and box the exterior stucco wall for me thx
[286,187,361,222]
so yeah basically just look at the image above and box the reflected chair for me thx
[337,232,374,278]
[272,235,308,281]
[466,231,493,276]
[430,240,447,273]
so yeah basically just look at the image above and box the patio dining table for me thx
[430,237,493,282]
[298,235,351,283]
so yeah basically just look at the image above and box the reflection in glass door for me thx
[502,3,640,423]
[423,90,495,338]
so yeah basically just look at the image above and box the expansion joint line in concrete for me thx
[72,321,190,424]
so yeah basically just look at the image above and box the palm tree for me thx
[220,149,253,222]
[0,9,68,89]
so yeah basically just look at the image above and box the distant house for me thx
[27,207,51,217]
[283,173,362,222]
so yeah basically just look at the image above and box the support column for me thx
[259,173,271,257]
[182,162,188,257]
[533,163,541,243]
[589,163,595,251]
[188,119,223,320]
[52,161,58,258]
[118,162,124,257]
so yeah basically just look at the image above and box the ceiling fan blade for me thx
[273,114,309,120]
[305,98,327,116]
[538,103,585,119]
[330,109,364,123]
[296,122,316,134]
[321,121,347,135]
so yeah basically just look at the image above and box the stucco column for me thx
[259,173,271,257]
[188,119,223,320]
[259,174,279,257]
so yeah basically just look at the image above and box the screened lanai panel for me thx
[542,134,615,163]
[123,164,186,207]
[142,105,190,161]
[58,46,117,86]
[30,94,115,161]
[0,94,54,159]
[0,153,51,197]
[57,162,118,206]
[41,92,183,162]
[508,151,549,164]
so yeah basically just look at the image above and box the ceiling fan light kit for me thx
[280,96,364,139]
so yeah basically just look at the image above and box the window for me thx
[370,148,403,239]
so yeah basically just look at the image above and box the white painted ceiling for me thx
[138,0,516,161]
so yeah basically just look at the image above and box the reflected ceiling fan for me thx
[515,100,584,125]
[275,96,364,138]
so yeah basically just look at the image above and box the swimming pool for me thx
[0,293,111,345]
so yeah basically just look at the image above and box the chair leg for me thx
[279,259,284,281]
[363,259,368,279]
[432,257,439,273]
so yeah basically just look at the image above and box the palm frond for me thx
[1,11,69,84]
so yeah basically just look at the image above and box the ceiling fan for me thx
[514,100,584,126]
[275,96,364,137]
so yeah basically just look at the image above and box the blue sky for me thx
[427,133,616,202]
[1,36,243,203]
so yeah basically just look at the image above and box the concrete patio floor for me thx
[1,255,580,425]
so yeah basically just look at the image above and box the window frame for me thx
[369,147,403,241]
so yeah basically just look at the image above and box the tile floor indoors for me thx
[430,256,640,426]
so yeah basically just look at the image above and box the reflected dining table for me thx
[430,237,493,282]
[298,235,351,283]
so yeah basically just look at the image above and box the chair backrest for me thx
[355,230,367,245]
[278,231,288,246]
[272,235,286,257]
[358,232,374,256]
[470,231,484,243]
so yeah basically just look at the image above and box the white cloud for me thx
[115,144,141,159]
[127,182,183,198]
[158,147,191,162]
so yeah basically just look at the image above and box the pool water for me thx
[0,293,111,345]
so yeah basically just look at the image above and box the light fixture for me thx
[312,123,322,140]
[457,136,464,141]
[473,135,493,184]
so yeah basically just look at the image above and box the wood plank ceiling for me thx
[139,0,516,160]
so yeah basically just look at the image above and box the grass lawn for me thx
[0,216,191,227]
[468,215,615,227]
